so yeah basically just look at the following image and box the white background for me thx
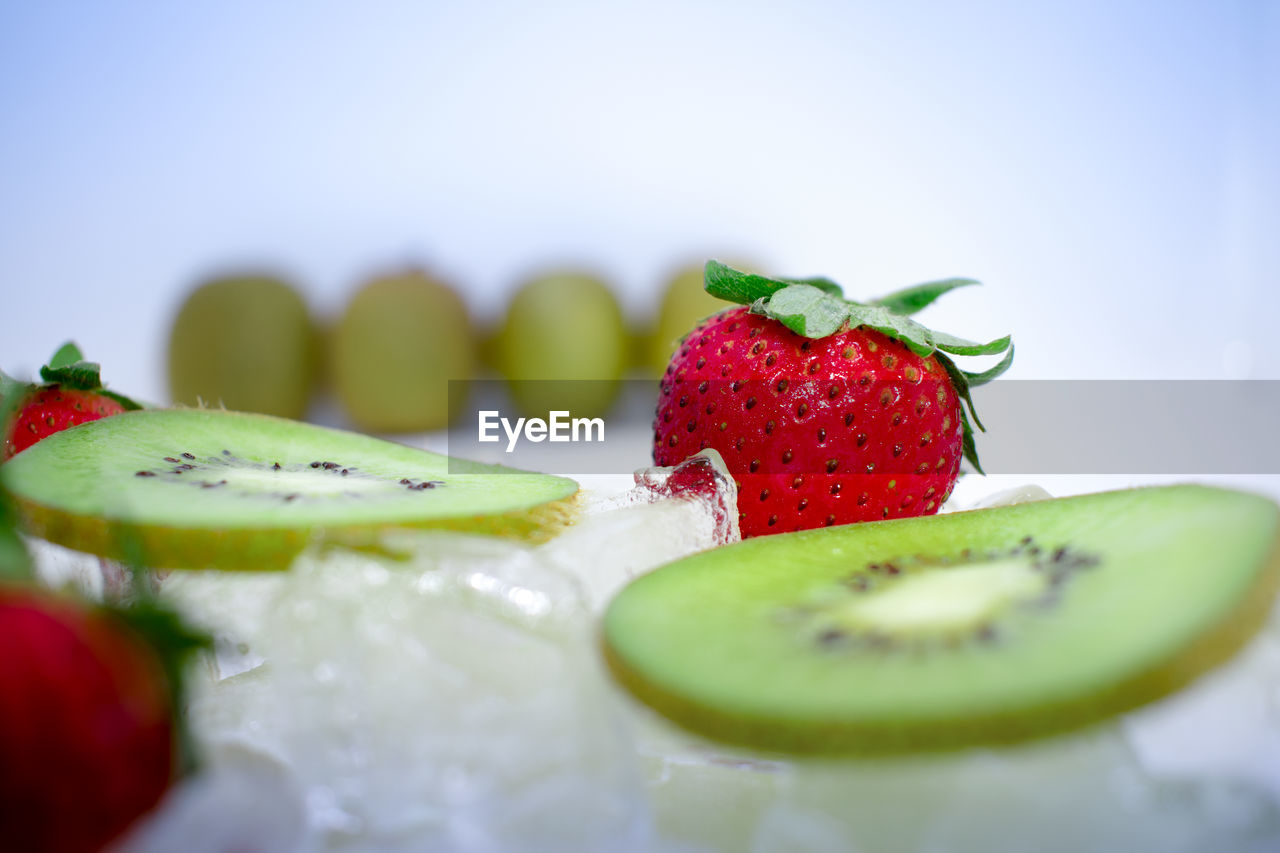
[2,1,1277,403]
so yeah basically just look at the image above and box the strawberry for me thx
[0,492,209,852]
[653,262,1013,537]
[0,592,209,852]
[2,343,142,461]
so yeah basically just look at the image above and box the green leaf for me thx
[846,304,936,356]
[873,278,979,315]
[0,368,28,410]
[704,260,790,305]
[777,275,845,297]
[755,284,851,338]
[40,359,104,390]
[957,405,985,475]
[106,598,213,777]
[697,258,1013,478]
[932,331,1012,357]
[0,489,33,583]
[963,344,1015,387]
[32,345,145,409]
[46,342,85,370]
[933,351,983,432]
[99,389,145,411]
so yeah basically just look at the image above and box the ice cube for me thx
[963,483,1054,510]
[24,536,109,598]
[543,450,740,609]
[185,534,654,852]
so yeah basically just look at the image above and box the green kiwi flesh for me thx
[602,485,1280,755]
[2,409,578,571]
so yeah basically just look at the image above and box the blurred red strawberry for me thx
[0,585,208,852]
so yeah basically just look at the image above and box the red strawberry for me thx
[653,262,1013,538]
[0,575,210,853]
[2,343,142,461]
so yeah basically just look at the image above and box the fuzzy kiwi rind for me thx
[2,408,579,571]
[601,485,1280,755]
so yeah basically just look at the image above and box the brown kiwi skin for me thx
[12,488,580,572]
[330,269,477,433]
[167,274,319,419]
[601,508,1280,756]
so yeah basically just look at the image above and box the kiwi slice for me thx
[1,409,578,571]
[603,485,1280,754]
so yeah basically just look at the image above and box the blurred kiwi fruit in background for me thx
[643,261,749,376]
[168,274,319,419]
[493,271,628,419]
[330,269,477,433]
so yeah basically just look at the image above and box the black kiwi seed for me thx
[818,628,846,645]
[182,452,195,459]
[164,457,180,463]
[135,471,155,477]
[273,462,282,470]
[310,462,322,468]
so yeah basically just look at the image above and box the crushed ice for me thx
[56,466,1280,852]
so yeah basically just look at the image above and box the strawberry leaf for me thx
[35,343,145,409]
[46,342,85,370]
[40,359,105,390]
[873,278,978,315]
[846,304,937,356]
[751,284,851,337]
[704,260,790,305]
[98,389,145,411]
[105,597,213,776]
[932,331,1012,357]
[957,405,985,475]
[0,489,33,583]
[777,275,845,297]
[963,345,1015,388]
[0,369,27,410]
[933,352,983,431]
[702,260,1013,477]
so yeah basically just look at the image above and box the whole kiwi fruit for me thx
[167,274,318,419]
[645,262,751,376]
[493,270,628,419]
[331,269,476,433]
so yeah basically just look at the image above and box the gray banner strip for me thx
[445,380,1280,475]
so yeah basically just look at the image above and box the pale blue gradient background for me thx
[1,1,1277,402]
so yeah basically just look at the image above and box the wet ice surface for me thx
[105,470,1280,852]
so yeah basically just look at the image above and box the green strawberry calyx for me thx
[703,260,1014,474]
[36,342,146,410]
[104,596,213,777]
[1,341,145,416]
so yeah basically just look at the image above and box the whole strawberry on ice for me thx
[654,261,1013,537]
[2,342,142,460]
